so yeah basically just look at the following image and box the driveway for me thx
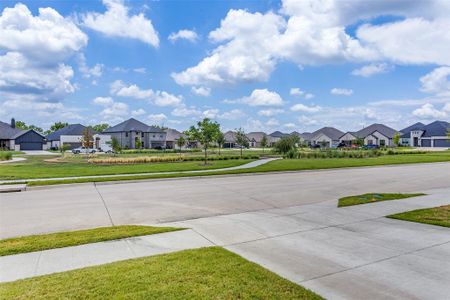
[21,150,59,156]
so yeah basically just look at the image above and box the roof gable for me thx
[311,127,344,140]
[421,120,449,137]
[0,121,24,139]
[46,124,96,141]
[354,123,398,139]
[103,118,164,133]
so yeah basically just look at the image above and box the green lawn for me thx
[0,225,181,256]
[387,205,450,227]
[338,193,426,207]
[0,247,322,300]
[0,155,253,180]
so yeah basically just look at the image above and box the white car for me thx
[72,147,96,154]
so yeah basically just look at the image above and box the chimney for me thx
[11,118,15,129]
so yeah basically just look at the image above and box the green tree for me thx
[393,132,401,147]
[273,135,298,155]
[260,134,268,153]
[354,137,364,147]
[176,136,186,154]
[111,137,121,155]
[60,144,70,157]
[15,121,43,133]
[135,137,142,149]
[185,118,221,165]
[216,131,225,155]
[81,128,93,156]
[235,128,249,158]
[50,122,68,132]
[91,123,110,133]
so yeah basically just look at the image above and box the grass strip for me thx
[338,193,425,207]
[0,247,322,299]
[0,225,182,256]
[387,205,450,227]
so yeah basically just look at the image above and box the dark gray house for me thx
[0,119,46,150]
[311,127,344,148]
[103,118,166,149]
[402,120,449,147]
[399,122,425,146]
[46,124,97,150]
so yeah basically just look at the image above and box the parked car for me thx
[72,147,96,154]
[310,144,321,149]
[362,144,379,150]
[98,145,113,153]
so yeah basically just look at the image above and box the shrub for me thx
[0,151,13,161]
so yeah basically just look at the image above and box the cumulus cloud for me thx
[148,113,167,124]
[258,108,284,117]
[131,108,146,116]
[111,80,183,107]
[219,109,245,120]
[168,29,199,43]
[229,89,284,106]
[420,66,450,96]
[351,63,391,77]
[82,0,159,47]
[78,54,103,79]
[100,102,129,119]
[290,88,304,96]
[191,86,211,97]
[290,103,322,113]
[331,88,353,96]
[172,0,450,87]
[93,96,114,106]
[412,103,448,119]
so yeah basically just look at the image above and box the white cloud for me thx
[258,108,284,117]
[304,93,315,100]
[133,68,146,74]
[78,54,103,79]
[420,66,450,96]
[331,88,353,96]
[100,101,129,119]
[238,89,284,106]
[168,29,199,43]
[351,63,390,77]
[290,103,322,113]
[148,113,167,124]
[82,0,159,47]
[290,88,304,96]
[171,105,200,117]
[219,109,245,120]
[93,96,114,106]
[412,103,448,119]
[266,118,280,126]
[111,80,183,107]
[131,108,146,116]
[283,122,296,129]
[191,86,211,97]
[202,109,219,119]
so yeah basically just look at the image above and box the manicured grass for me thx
[0,225,182,256]
[0,247,322,299]
[387,205,450,227]
[0,155,253,180]
[338,193,426,207]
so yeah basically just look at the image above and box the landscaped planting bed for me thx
[0,152,12,161]
[88,155,260,164]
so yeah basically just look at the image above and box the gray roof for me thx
[269,131,289,138]
[224,131,236,142]
[165,128,184,141]
[399,122,425,138]
[246,132,266,142]
[299,132,313,141]
[311,127,344,141]
[0,121,23,139]
[354,123,398,139]
[103,118,164,133]
[421,120,449,137]
[46,124,96,141]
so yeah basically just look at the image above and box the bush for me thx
[0,151,13,161]
[273,136,298,155]
[88,154,260,164]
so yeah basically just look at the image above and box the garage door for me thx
[421,139,431,147]
[434,139,450,147]
[20,142,43,150]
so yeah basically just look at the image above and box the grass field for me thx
[0,226,182,256]
[338,193,426,207]
[0,155,254,180]
[387,205,450,227]
[19,151,450,186]
[0,247,322,299]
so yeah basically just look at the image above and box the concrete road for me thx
[1,162,449,238]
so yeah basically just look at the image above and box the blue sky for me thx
[0,0,449,133]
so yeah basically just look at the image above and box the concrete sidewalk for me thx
[0,158,279,184]
[0,229,212,283]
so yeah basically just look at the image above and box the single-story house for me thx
[311,127,344,148]
[165,128,185,149]
[46,124,98,150]
[401,120,449,148]
[339,123,398,147]
[246,132,277,147]
[223,131,237,148]
[0,119,46,150]
[103,118,166,149]
[399,122,425,146]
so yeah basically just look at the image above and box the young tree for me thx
[176,136,186,154]
[185,118,220,165]
[354,137,364,147]
[91,123,110,132]
[135,137,142,149]
[216,131,225,155]
[393,132,401,147]
[235,128,249,158]
[60,144,70,157]
[273,135,297,155]
[260,134,268,153]
[111,137,121,155]
[81,128,93,156]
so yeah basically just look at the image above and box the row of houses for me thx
[1,118,449,151]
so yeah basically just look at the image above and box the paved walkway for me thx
[0,229,212,283]
[0,158,279,184]
[0,157,26,164]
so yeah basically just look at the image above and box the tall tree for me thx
[81,128,93,155]
[185,118,220,165]
[50,122,68,132]
[15,121,43,133]
[235,128,249,158]
[393,132,401,147]
[216,131,225,155]
[91,123,109,133]
[260,134,268,153]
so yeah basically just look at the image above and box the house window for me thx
[367,139,373,145]
[125,132,128,137]
[160,135,163,138]
[141,133,144,138]
[153,135,155,138]
[380,140,386,146]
